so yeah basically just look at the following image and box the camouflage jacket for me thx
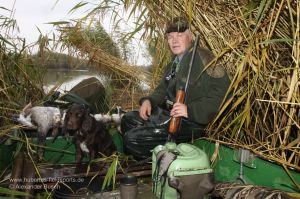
[141,45,231,125]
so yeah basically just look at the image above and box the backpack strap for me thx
[154,151,177,199]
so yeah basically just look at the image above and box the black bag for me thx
[124,125,169,159]
[122,107,204,160]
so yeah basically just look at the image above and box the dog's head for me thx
[63,104,92,132]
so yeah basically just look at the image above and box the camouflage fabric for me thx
[212,182,296,199]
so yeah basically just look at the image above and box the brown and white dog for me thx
[62,104,115,163]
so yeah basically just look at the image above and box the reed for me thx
[2,0,298,194]
[143,0,299,171]
[53,19,151,110]
[0,6,46,127]
[65,0,299,175]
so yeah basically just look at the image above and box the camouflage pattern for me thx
[212,182,296,199]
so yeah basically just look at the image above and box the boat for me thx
[1,134,298,198]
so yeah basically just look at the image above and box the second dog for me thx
[62,104,115,163]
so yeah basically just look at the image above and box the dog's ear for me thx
[81,108,92,132]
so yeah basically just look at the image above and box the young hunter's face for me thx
[167,30,193,56]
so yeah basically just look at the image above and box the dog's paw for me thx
[37,148,45,161]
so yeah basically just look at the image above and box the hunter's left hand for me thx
[170,103,188,118]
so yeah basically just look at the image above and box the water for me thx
[44,69,105,94]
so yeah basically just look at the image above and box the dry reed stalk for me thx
[117,0,300,171]
[60,26,151,85]
[58,0,299,173]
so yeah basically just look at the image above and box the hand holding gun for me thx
[168,88,185,133]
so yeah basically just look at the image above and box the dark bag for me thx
[124,125,169,159]
[123,108,170,159]
[122,107,204,159]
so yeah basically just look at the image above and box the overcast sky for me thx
[1,0,150,65]
[1,0,89,44]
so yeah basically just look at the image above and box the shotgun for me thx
[168,35,200,134]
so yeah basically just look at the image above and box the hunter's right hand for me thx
[139,99,151,120]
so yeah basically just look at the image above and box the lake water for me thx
[44,69,105,93]
[44,68,150,95]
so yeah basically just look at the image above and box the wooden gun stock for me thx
[168,89,185,134]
